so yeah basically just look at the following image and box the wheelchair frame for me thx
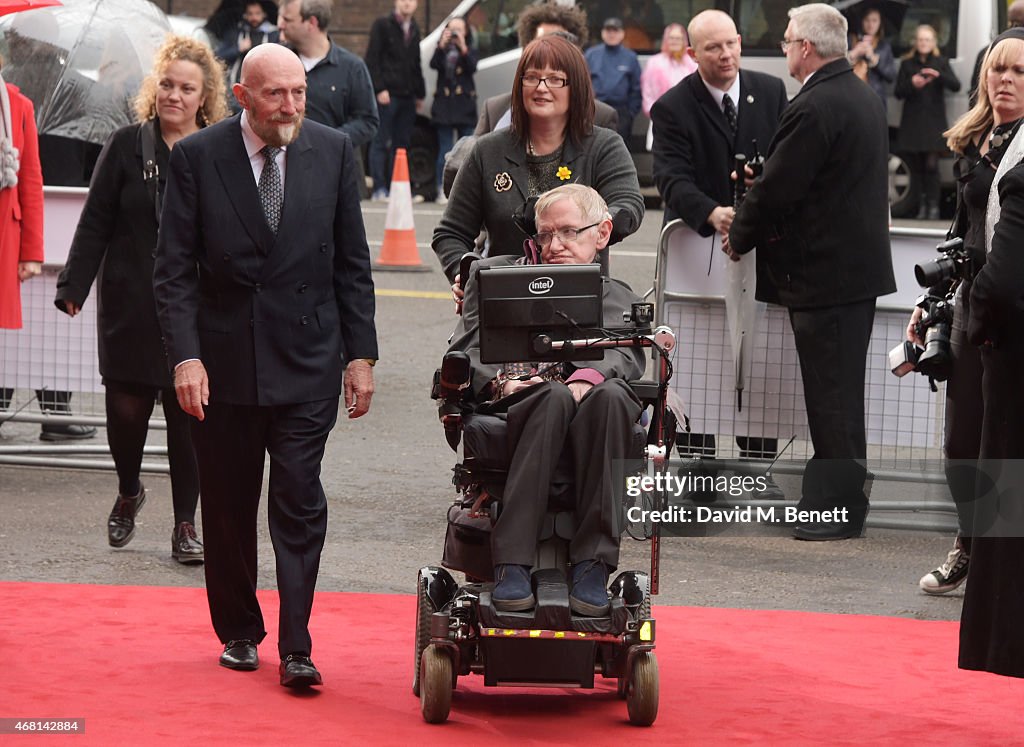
[416,327,676,726]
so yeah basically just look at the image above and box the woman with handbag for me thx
[54,36,228,562]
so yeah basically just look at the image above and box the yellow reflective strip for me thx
[529,630,541,638]
[639,621,652,642]
[554,631,565,638]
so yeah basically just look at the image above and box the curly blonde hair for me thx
[134,34,229,126]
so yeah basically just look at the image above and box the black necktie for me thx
[722,95,738,134]
[258,145,283,234]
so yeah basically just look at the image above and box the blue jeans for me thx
[369,95,417,192]
[435,123,475,191]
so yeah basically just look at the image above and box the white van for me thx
[414,0,1004,214]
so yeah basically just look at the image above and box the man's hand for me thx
[376,90,391,106]
[452,273,465,313]
[906,306,925,346]
[17,261,41,282]
[567,381,592,403]
[416,98,425,113]
[501,376,543,397]
[175,360,209,421]
[344,359,375,419]
[64,301,81,317]
[708,206,735,236]
[721,233,741,262]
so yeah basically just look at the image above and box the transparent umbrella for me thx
[0,0,171,144]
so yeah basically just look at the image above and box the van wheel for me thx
[888,152,917,218]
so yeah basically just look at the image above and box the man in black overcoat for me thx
[153,44,377,685]
[729,3,895,541]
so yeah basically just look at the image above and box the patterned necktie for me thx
[258,145,283,234]
[722,94,738,135]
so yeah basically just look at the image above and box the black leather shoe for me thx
[280,654,322,688]
[171,521,204,565]
[107,486,147,548]
[793,521,864,541]
[220,640,259,671]
[40,423,97,441]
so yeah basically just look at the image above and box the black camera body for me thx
[914,237,971,288]
[732,140,765,207]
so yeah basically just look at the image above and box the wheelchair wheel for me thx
[413,571,436,697]
[618,596,652,698]
[625,652,659,726]
[420,645,453,724]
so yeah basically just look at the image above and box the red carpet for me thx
[0,582,1020,746]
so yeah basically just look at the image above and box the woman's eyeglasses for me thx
[521,74,569,89]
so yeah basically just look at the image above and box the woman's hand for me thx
[17,261,41,282]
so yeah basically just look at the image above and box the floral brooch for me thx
[556,166,572,181]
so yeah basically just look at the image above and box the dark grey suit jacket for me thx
[153,115,378,406]
[651,69,788,233]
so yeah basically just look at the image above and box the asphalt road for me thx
[0,202,965,623]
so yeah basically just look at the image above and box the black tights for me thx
[105,381,199,524]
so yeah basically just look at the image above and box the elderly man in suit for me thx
[729,3,895,541]
[153,43,377,687]
[650,8,788,471]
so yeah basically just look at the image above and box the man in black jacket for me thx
[365,0,427,200]
[650,9,788,470]
[729,3,895,541]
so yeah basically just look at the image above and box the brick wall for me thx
[155,0,462,57]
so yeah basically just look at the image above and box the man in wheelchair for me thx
[447,184,646,617]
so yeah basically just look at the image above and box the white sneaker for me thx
[436,194,448,206]
[412,194,426,204]
[919,543,969,594]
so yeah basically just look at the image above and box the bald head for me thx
[688,9,737,50]
[687,9,741,91]
[233,42,307,147]
[239,42,305,86]
[1011,0,1024,28]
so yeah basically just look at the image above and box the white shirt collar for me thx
[700,73,741,113]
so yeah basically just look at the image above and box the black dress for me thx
[958,140,1024,679]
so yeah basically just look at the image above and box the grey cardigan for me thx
[431,126,644,283]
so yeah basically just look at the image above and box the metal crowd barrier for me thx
[654,220,956,532]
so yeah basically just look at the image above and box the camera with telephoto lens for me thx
[914,237,971,287]
[888,293,953,381]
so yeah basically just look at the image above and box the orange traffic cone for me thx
[373,148,430,272]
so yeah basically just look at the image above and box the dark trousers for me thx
[370,95,417,192]
[612,105,634,147]
[788,299,876,520]
[488,379,641,570]
[434,123,474,191]
[191,398,337,658]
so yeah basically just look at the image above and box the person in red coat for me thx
[0,79,43,331]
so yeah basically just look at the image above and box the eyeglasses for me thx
[521,74,569,89]
[779,38,807,51]
[533,222,600,247]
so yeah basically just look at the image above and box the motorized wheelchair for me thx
[414,257,677,726]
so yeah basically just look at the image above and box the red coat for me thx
[0,83,44,329]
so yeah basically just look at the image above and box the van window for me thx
[578,0,722,54]
[467,0,535,59]
[889,1,960,59]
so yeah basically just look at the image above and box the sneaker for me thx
[40,423,97,441]
[569,559,610,617]
[412,194,426,204]
[919,543,969,594]
[371,189,389,202]
[107,485,147,548]
[492,564,534,611]
[435,194,448,206]
[172,521,204,565]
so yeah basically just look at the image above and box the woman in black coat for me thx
[895,24,961,219]
[54,37,228,562]
[430,16,478,203]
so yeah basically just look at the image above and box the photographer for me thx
[957,30,1024,681]
[908,30,1024,596]
[430,17,478,204]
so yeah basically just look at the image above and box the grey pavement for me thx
[0,203,965,623]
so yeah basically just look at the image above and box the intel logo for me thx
[529,277,554,295]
